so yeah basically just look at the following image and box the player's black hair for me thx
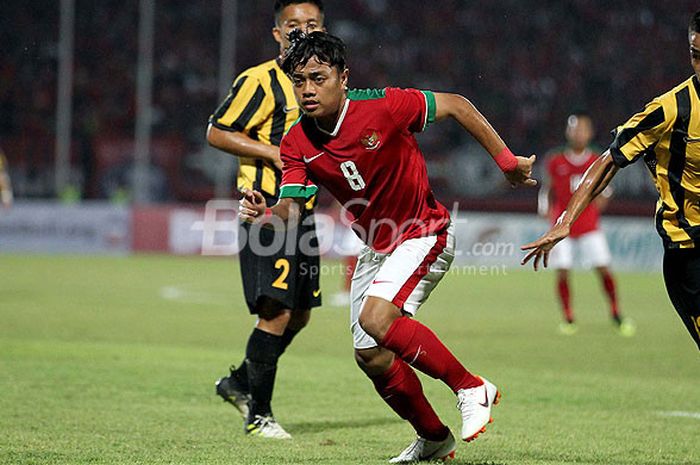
[281,30,346,75]
[690,10,700,35]
[274,0,324,26]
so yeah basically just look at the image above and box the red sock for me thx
[557,275,574,323]
[600,271,619,320]
[371,357,448,441]
[381,316,481,392]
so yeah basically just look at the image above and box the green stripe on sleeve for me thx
[421,90,436,130]
[279,184,319,199]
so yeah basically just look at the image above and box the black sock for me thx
[279,327,300,355]
[230,361,249,392]
[245,328,284,419]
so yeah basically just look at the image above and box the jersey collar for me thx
[314,97,350,137]
[564,148,591,166]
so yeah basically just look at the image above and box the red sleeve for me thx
[279,132,318,199]
[385,87,436,133]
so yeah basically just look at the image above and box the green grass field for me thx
[1,255,697,465]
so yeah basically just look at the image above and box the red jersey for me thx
[279,87,450,252]
[546,149,601,237]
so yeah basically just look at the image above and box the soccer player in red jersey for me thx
[539,114,634,336]
[523,11,700,352]
[240,31,537,462]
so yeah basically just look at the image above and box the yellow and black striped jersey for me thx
[209,59,300,198]
[610,75,700,248]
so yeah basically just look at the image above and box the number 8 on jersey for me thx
[340,160,366,191]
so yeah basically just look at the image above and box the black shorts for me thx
[663,248,700,350]
[238,211,321,314]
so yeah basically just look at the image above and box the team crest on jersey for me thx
[360,129,381,150]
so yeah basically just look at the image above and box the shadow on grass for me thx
[451,461,506,465]
[288,419,508,465]
[288,416,400,434]
[450,458,506,465]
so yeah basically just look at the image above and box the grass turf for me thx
[0,255,697,465]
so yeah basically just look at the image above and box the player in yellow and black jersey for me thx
[206,0,325,438]
[523,10,700,351]
[209,54,297,198]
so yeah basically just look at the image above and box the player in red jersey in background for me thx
[240,31,537,463]
[538,113,634,336]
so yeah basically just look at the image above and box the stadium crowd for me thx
[1,0,696,204]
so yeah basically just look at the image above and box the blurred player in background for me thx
[240,31,537,462]
[539,113,634,336]
[0,145,13,208]
[206,0,325,439]
[523,10,700,352]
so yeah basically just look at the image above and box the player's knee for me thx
[256,297,291,326]
[287,309,311,331]
[358,306,384,340]
[358,297,398,341]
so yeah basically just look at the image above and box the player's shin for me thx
[370,357,449,441]
[381,316,481,392]
[279,327,300,355]
[557,275,574,323]
[600,270,620,319]
[245,328,284,418]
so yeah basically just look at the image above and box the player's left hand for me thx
[505,154,537,187]
[520,221,570,271]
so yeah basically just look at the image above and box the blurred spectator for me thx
[0,145,14,208]
[1,0,697,209]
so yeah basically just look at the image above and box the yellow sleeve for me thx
[609,98,674,167]
[208,73,272,134]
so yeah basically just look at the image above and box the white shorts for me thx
[349,223,455,349]
[339,228,364,256]
[548,229,612,270]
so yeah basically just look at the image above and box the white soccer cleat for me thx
[389,430,456,463]
[456,377,500,442]
[245,415,292,439]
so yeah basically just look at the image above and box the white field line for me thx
[159,285,229,306]
[657,411,700,420]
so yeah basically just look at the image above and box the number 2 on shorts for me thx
[272,258,290,290]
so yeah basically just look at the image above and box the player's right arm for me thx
[207,126,283,170]
[521,97,673,270]
[521,152,618,270]
[206,74,283,170]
